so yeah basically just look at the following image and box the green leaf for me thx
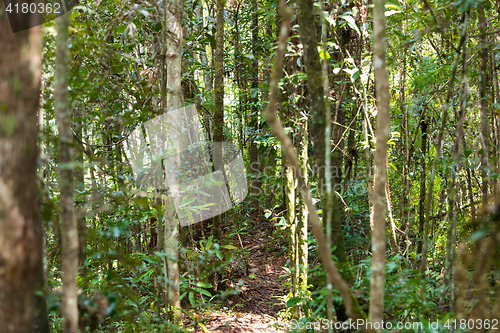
[153,22,162,32]
[340,15,361,36]
[133,270,153,283]
[205,33,216,49]
[206,236,213,251]
[324,15,336,26]
[198,323,209,333]
[286,297,301,307]
[222,245,238,250]
[188,292,195,306]
[116,25,126,34]
[385,4,401,10]
[193,287,212,297]
[319,48,330,60]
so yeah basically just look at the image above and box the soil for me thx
[185,223,290,332]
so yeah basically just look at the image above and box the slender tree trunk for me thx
[297,122,308,292]
[486,10,499,197]
[478,3,490,211]
[55,12,79,333]
[0,10,44,333]
[295,0,326,193]
[321,3,334,326]
[35,54,50,333]
[417,120,428,256]
[73,107,87,269]
[209,0,227,296]
[249,0,261,213]
[233,3,245,152]
[344,106,357,191]
[213,0,224,242]
[398,43,409,239]
[385,174,397,248]
[442,45,468,312]
[296,0,352,288]
[163,0,184,324]
[369,0,390,327]
[285,151,297,296]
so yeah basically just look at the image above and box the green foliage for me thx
[35,0,500,330]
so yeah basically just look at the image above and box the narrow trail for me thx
[187,223,290,332]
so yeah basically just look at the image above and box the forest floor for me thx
[185,222,290,332]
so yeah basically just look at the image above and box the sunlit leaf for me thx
[340,15,361,36]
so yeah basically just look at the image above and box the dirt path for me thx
[188,225,290,332]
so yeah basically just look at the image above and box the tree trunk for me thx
[369,0,390,327]
[55,12,80,333]
[73,107,87,269]
[344,106,357,191]
[284,151,297,296]
[163,0,184,324]
[478,3,490,211]
[295,0,351,280]
[249,0,261,213]
[442,43,468,312]
[417,120,428,256]
[36,69,49,333]
[0,11,44,333]
[295,0,326,194]
[297,122,308,292]
[213,0,224,242]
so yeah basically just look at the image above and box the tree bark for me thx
[296,0,326,192]
[0,9,44,333]
[73,106,87,269]
[248,0,261,213]
[285,152,297,296]
[55,12,80,333]
[441,42,468,312]
[296,0,350,283]
[417,120,428,256]
[163,0,184,324]
[297,122,308,292]
[212,0,225,243]
[369,0,390,327]
[478,3,490,210]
